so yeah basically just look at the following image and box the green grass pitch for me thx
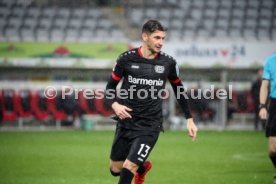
[0,130,273,184]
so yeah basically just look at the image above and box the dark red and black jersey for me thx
[105,47,191,132]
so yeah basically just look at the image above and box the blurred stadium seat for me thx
[0,0,274,42]
[124,0,275,41]
[78,90,97,115]
[231,90,255,114]
[94,98,113,117]
[46,91,66,128]
[0,89,17,123]
[0,0,128,42]
[16,90,33,126]
[30,90,51,122]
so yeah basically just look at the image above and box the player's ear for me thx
[142,32,149,42]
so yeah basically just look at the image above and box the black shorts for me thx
[266,98,276,137]
[110,127,160,166]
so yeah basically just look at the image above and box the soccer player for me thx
[105,20,198,184]
[259,54,276,182]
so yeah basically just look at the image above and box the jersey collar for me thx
[138,47,159,59]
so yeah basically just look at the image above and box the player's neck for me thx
[139,46,158,59]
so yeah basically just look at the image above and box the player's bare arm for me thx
[259,80,269,120]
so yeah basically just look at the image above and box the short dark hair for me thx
[142,20,167,33]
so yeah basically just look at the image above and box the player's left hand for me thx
[186,118,198,141]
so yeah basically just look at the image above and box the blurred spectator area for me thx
[0,0,275,42]
[124,0,276,41]
[227,89,255,125]
[0,87,257,126]
[0,0,127,42]
[0,88,113,126]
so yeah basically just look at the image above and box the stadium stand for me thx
[229,90,256,125]
[46,91,66,128]
[78,90,98,115]
[0,89,17,124]
[0,0,275,42]
[0,0,128,42]
[233,90,255,114]
[30,90,51,123]
[16,90,33,127]
[124,0,276,41]
[0,88,116,127]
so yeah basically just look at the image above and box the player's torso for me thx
[119,51,171,107]
[268,55,276,98]
[122,53,171,90]
[117,50,173,130]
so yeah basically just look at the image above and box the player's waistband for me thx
[270,97,276,103]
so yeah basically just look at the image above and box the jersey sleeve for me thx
[168,60,192,119]
[263,56,271,80]
[105,56,125,108]
[168,60,181,84]
[111,56,124,81]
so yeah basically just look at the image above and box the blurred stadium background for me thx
[0,0,275,131]
[0,1,276,184]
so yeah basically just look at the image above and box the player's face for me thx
[143,31,166,53]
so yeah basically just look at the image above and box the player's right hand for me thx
[259,108,267,121]
[111,102,132,120]
[187,118,197,141]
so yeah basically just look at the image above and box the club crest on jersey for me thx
[154,65,165,73]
